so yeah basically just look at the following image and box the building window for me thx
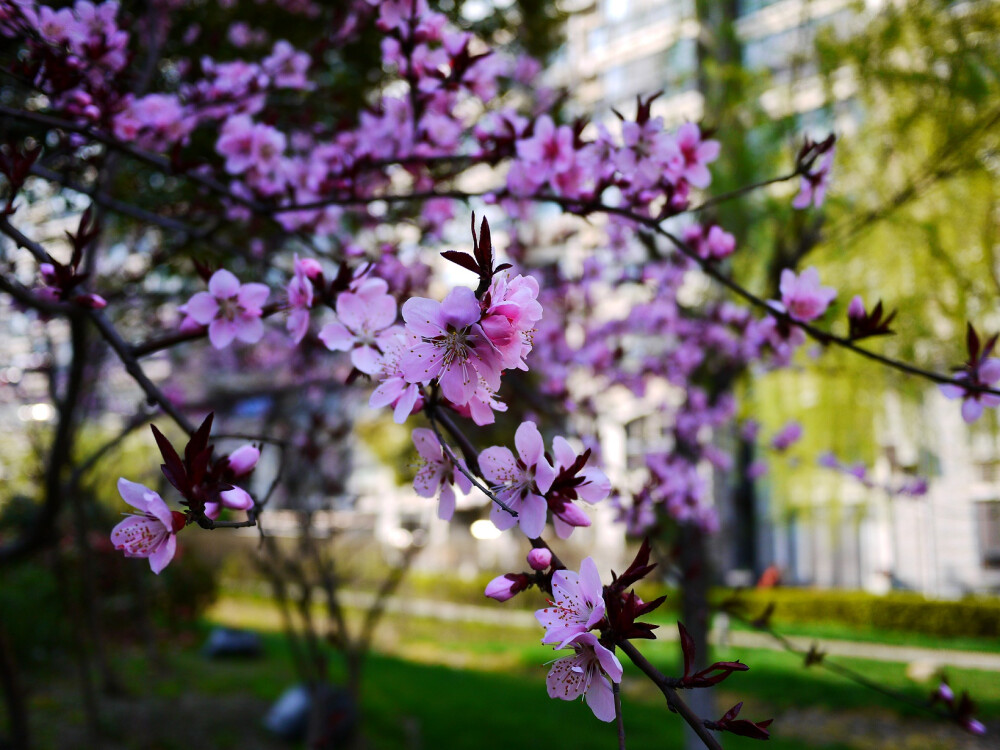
[976,501,1000,569]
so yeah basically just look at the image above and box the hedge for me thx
[715,588,1000,639]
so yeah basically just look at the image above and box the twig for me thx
[613,681,626,750]
[618,641,723,750]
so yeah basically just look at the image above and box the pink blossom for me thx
[535,556,606,646]
[480,421,555,538]
[111,479,183,574]
[399,286,502,406]
[216,115,287,175]
[370,331,424,423]
[318,279,398,374]
[181,269,270,349]
[481,273,543,370]
[263,40,312,90]
[411,427,472,520]
[545,632,622,722]
[516,115,575,175]
[793,147,835,209]
[675,122,720,189]
[778,267,836,322]
[685,224,735,261]
[940,359,1000,423]
[112,94,192,150]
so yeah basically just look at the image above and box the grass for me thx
[21,593,999,749]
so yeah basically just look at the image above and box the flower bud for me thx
[227,445,260,477]
[964,719,986,736]
[555,502,591,529]
[935,682,954,703]
[484,573,529,602]
[848,294,866,321]
[527,548,552,571]
[219,487,255,511]
[299,258,323,279]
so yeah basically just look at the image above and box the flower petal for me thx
[208,269,240,299]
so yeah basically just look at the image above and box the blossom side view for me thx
[111,478,184,574]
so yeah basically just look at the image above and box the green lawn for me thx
[21,594,998,749]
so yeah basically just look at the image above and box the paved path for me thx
[334,590,1000,671]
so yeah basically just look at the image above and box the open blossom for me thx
[262,39,312,90]
[793,146,835,209]
[399,286,502,406]
[111,479,184,574]
[411,427,472,520]
[535,556,606,646]
[180,269,270,349]
[370,331,423,423]
[778,267,836,322]
[481,273,543,371]
[216,115,287,175]
[545,632,622,722]
[480,421,556,538]
[674,122,720,189]
[319,278,398,374]
[515,115,575,176]
[547,437,611,539]
[940,358,1000,423]
[684,224,735,261]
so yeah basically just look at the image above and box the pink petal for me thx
[318,322,354,351]
[148,532,176,574]
[438,360,476,405]
[402,297,445,337]
[962,398,984,423]
[584,675,616,722]
[399,342,444,384]
[515,420,544,466]
[479,446,516,484]
[518,493,547,539]
[393,385,420,424]
[351,345,382,375]
[577,469,611,504]
[413,463,443,498]
[237,282,270,311]
[552,436,576,470]
[440,286,481,329]
[437,483,455,521]
[368,294,398,331]
[208,269,240,299]
[117,478,156,514]
[594,641,623,682]
[185,292,219,325]
[535,457,556,495]
[490,498,518,531]
[234,315,264,343]
[412,427,442,462]
[208,319,237,349]
[370,378,404,408]
[546,654,586,701]
[335,292,366,330]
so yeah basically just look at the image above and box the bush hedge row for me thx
[715,588,1000,639]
